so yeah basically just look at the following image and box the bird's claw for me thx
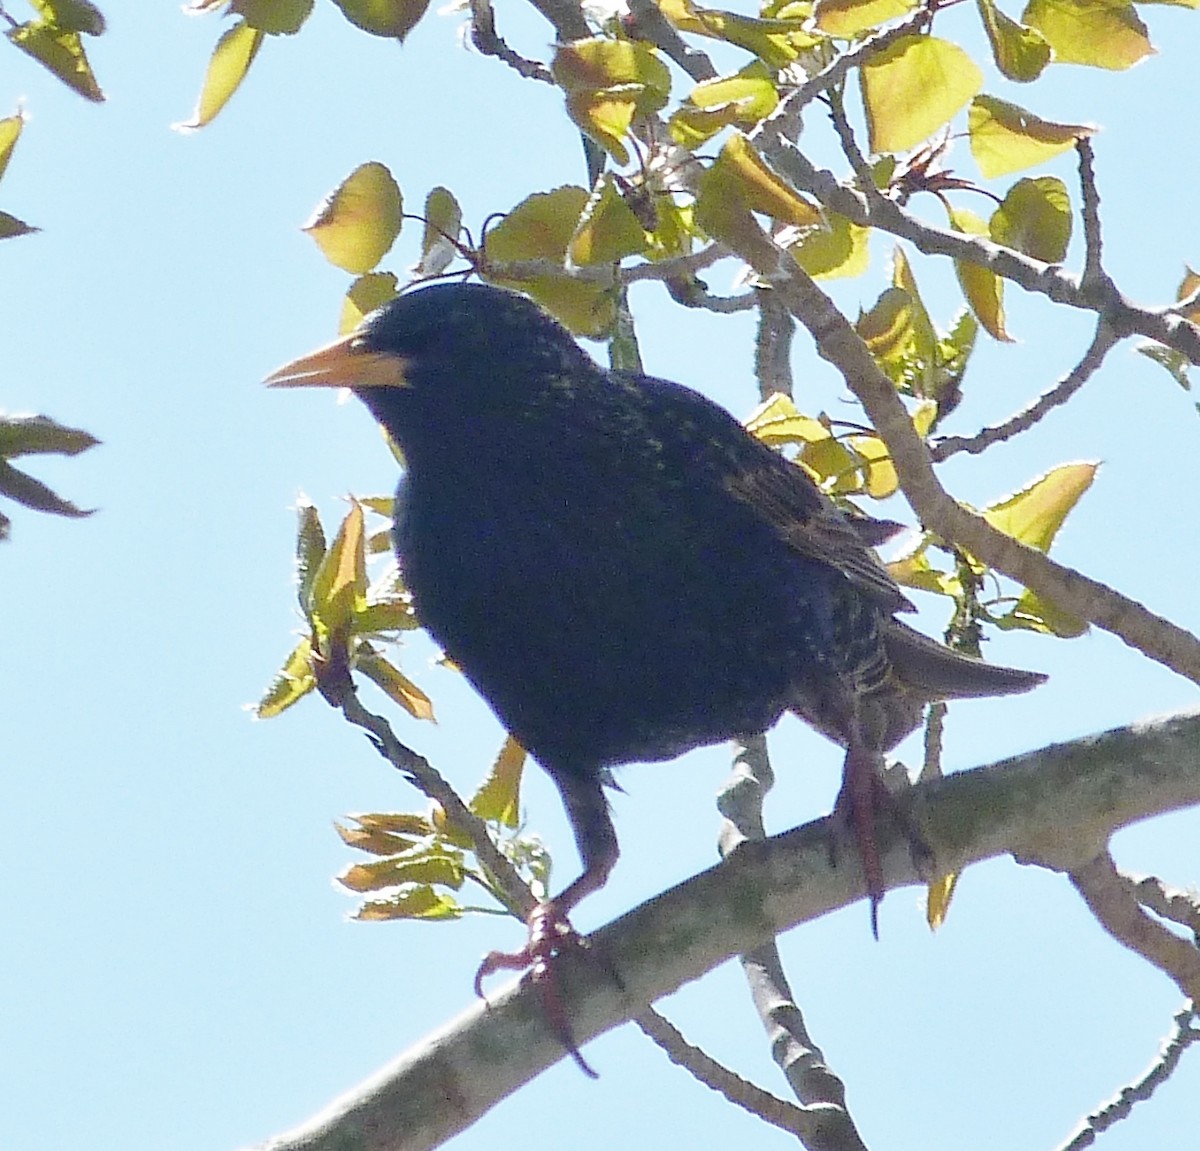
[474,905,599,1079]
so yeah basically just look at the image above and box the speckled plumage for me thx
[270,281,1045,951]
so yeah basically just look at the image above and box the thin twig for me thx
[1069,851,1200,1002]
[625,0,717,81]
[469,0,554,84]
[1077,137,1108,291]
[930,319,1118,461]
[755,289,796,399]
[1131,876,1200,940]
[1055,1005,1200,1151]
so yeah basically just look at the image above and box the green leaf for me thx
[485,187,617,337]
[255,636,318,718]
[568,174,650,266]
[552,39,672,165]
[1137,342,1191,391]
[982,462,1098,552]
[231,0,314,34]
[0,112,26,184]
[35,0,107,35]
[0,413,99,458]
[815,0,917,37]
[294,498,326,613]
[975,0,1051,81]
[948,205,1011,342]
[0,212,37,240]
[861,35,982,154]
[1023,0,1153,69]
[782,211,870,280]
[688,61,779,120]
[996,585,1088,637]
[968,96,1093,179]
[658,0,819,68]
[308,500,367,635]
[339,272,400,335]
[990,176,1072,263]
[332,0,433,39]
[6,21,104,102]
[470,735,526,827]
[339,844,465,893]
[356,652,435,720]
[178,20,262,129]
[303,161,403,275]
[0,459,93,517]
[744,393,832,446]
[354,884,463,921]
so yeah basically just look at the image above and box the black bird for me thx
[266,281,1044,1001]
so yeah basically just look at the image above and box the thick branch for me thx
[244,708,1200,1151]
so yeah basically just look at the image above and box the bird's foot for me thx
[475,903,599,1079]
[834,752,933,937]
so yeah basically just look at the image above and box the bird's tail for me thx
[882,620,1047,699]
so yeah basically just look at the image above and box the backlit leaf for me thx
[948,205,1010,342]
[0,112,25,184]
[7,21,104,102]
[976,0,1051,81]
[1023,0,1152,69]
[340,272,399,334]
[332,0,433,39]
[255,636,318,718]
[354,884,462,921]
[569,174,650,266]
[990,176,1071,263]
[815,0,916,37]
[744,393,831,446]
[231,0,314,33]
[357,653,435,720]
[968,96,1093,179]
[416,186,462,277]
[861,36,982,154]
[470,735,526,827]
[304,161,403,274]
[982,462,1098,552]
[178,20,261,129]
[309,500,367,633]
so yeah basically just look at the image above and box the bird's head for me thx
[264,282,593,422]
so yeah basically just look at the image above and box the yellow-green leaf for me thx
[231,0,314,33]
[339,847,465,894]
[847,435,897,498]
[783,211,870,280]
[568,174,650,266]
[1022,0,1152,70]
[688,62,779,120]
[354,884,462,920]
[1177,267,1200,325]
[0,112,25,184]
[332,0,433,39]
[976,0,1051,81]
[340,272,400,334]
[856,285,915,362]
[38,0,106,35]
[982,462,1098,552]
[926,872,959,929]
[997,585,1089,637]
[0,211,37,239]
[178,20,261,128]
[815,0,916,37]
[294,498,326,611]
[861,35,982,154]
[658,0,819,68]
[7,21,104,103]
[303,161,403,275]
[470,735,526,827]
[744,392,831,446]
[968,95,1093,179]
[357,653,435,720]
[309,500,367,633]
[948,205,1010,342]
[256,636,318,718]
[990,176,1071,263]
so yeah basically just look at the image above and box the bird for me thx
[266,281,1045,1052]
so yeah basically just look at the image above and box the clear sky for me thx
[3,6,1198,1151]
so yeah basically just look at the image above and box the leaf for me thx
[860,35,982,154]
[0,413,100,458]
[658,0,819,68]
[0,112,25,184]
[552,39,672,164]
[856,285,915,363]
[37,0,107,35]
[846,435,897,498]
[332,0,433,39]
[996,585,1088,637]
[0,459,93,517]
[415,186,462,277]
[1137,342,1191,391]
[308,500,367,636]
[255,636,318,718]
[990,176,1071,263]
[815,0,917,37]
[568,174,650,266]
[339,272,399,334]
[1177,266,1200,325]
[948,205,1010,342]
[743,393,831,446]
[982,461,1098,552]
[782,211,870,280]
[926,872,959,929]
[688,61,779,120]
[485,187,616,337]
[231,0,314,34]
[354,884,462,921]
[6,21,104,102]
[975,0,1051,81]
[177,20,262,129]
[1023,0,1153,70]
[356,653,435,720]
[968,96,1093,179]
[293,498,326,613]
[0,212,37,240]
[339,844,465,893]
[470,736,526,827]
[303,161,403,275]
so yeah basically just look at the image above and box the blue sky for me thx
[3,6,1198,1151]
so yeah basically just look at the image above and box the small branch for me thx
[625,0,717,81]
[930,319,1118,461]
[1055,1005,1200,1151]
[469,0,554,84]
[338,689,537,918]
[1077,137,1108,291]
[244,708,1200,1151]
[1132,875,1200,940]
[1068,852,1200,1002]
[770,265,1200,686]
[754,289,796,400]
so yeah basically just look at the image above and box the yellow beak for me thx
[264,330,410,390]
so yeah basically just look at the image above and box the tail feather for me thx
[883,620,1047,700]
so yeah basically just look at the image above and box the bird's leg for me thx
[474,772,618,1078]
[835,737,887,938]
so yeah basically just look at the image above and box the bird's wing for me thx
[624,370,914,616]
[722,457,915,615]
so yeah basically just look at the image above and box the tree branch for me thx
[243,708,1200,1151]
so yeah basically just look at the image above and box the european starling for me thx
[267,281,1044,1006]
